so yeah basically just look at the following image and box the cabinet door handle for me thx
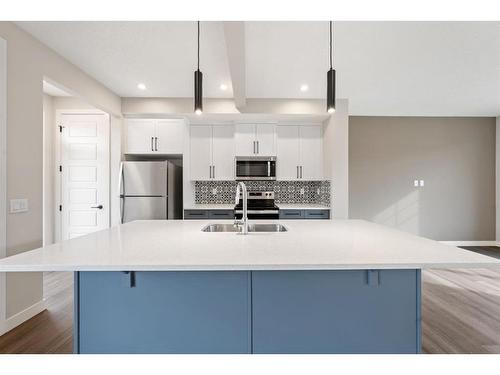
[213,165,215,179]
[154,137,158,151]
[257,140,259,154]
[253,141,256,154]
[209,165,212,178]
[300,166,303,179]
[296,166,299,179]
[151,137,154,151]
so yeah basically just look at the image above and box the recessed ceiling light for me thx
[300,84,309,92]
[220,84,228,91]
[137,83,147,90]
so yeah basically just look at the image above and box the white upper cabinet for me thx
[126,119,156,154]
[276,124,323,180]
[190,125,212,180]
[190,125,235,181]
[234,124,255,156]
[276,126,300,180]
[235,123,276,156]
[299,125,323,180]
[125,118,185,154]
[211,125,235,180]
[155,119,185,154]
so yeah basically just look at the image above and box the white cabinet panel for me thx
[276,124,323,181]
[156,119,184,154]
[234,124,256,156]
[299,125,323,180]
[255,124,276,156]
[190,125,212,180]
[212,125,235,180]
[126,119,156,154]
[276,126,300,180]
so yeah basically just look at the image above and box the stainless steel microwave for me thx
[235,156,277,180]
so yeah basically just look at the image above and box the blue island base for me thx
[74,270,421,354]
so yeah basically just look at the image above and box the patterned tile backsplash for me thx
[194,180,331,206]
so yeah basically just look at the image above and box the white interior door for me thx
[60,113,110,240]
[190,125,212,180]
[255,124,276,156]
[300,125,323,180]
[212,125,235,180]
[276,126,300,180]
[234,124,256,156]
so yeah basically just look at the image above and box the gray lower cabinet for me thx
[184,210,209,219]
[184,209,234,220]
[76,271,251,354]
[252,270,420,354]
[279,209,330,219]
[75,270,421,354]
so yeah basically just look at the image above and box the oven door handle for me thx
[235,209,279,214]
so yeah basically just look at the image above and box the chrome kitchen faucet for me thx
[234,182,248,234]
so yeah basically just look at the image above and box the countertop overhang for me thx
[0,220,498,272]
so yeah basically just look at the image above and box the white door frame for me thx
[0,37,7,334]
[55,109,110,242]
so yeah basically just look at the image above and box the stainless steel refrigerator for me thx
[119,161,183,223]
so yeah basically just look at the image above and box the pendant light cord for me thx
[329,21,333,69]
[197,21,200,71]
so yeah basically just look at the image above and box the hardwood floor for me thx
[0,272,73,354]
[1,247,500,354]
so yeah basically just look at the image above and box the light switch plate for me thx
[414,180,419,187]
[10,198,29,213]
[419,180,425,187]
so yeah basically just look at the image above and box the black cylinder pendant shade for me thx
[327,68,336,113]
[194,69,203,115]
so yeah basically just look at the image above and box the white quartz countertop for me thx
[0,220,498,272]
[278,204,330,210]
[186,204,329,210]
[186,204,235,210]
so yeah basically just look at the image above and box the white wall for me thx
[42,94,55,246]
[0,36,7,334]
[497,116,500,241]
[323,99,349,219]
[0,21,121,332]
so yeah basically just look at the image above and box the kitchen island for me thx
[0,220,498,354]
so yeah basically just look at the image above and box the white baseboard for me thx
[440,241,499,247]
[0,299,46,336]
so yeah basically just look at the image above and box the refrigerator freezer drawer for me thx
[122,196,167,223]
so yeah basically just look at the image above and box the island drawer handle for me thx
[122,271,136,288]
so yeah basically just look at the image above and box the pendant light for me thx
[327,20,336,113]
[194,21,203,115]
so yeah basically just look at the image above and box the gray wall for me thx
[349,116,496,241]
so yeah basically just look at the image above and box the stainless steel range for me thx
[234,191,279,220]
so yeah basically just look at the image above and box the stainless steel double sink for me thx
[201,223,287,233]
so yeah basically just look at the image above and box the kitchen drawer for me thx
[304,210,330,220]
[208,210,235,220]
[184,210,209,220]
[279,210,305,220]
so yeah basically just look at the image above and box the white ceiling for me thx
[18,21,500,116]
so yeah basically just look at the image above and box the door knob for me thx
[91,205,103,209]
